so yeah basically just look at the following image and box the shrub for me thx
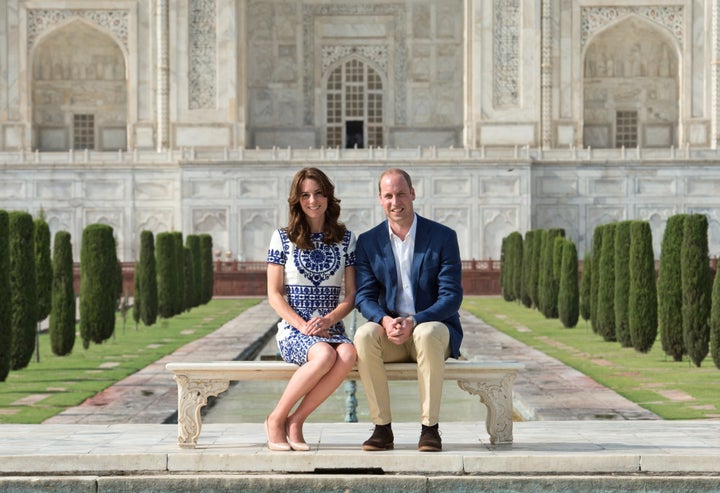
[539,229,564,318]
[613,220,632,347]
[34,217,52,323]
[156,232,176,319]
[530,229,544,309]
[681,214,711,367]
[579,250,592,324]
[596,223,616,341]
[173,232,185,315]
[657,214,687,361]
[183,245,194,311]
[79,224,118,348]
[134,230,158,327]
[590,225,604,334]
[186,234,202,308]
[9,211,37,370]
[500,236,512,301]
[628,221,657,353]
[710,266,720,369]
[199,234,214,304]
[558,238,579,328]
[0,211,10,380]
[520,230,534,308]
[50,231,76,356]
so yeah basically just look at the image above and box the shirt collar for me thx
[388,213,418,242]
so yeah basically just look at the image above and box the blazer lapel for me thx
[411,217,428,292]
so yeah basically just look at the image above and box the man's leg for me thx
[411,322,450,426]
[354,321,409,424]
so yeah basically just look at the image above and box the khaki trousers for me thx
[354,321,451,426]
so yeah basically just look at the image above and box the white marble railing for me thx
[2,145,720,165]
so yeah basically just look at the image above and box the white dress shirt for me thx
[389,214,417,317]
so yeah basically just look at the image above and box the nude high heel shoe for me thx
[264,417,291,451]
[286,422,310,451]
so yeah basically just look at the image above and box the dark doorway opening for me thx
[345,121,364,148]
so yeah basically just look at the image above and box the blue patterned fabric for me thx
[266,229,356,365]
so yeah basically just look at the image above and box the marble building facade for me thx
[1,0,720,262]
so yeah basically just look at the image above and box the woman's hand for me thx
[303,316,330,338]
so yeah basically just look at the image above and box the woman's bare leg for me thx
[286,343,357,443]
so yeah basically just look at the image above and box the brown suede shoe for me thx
[418,424,442,452]
[362,424,394,451]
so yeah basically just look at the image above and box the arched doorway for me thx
[32,20,127,151]
[324,57,384,148]
[582,16,678,149]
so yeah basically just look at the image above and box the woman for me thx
[264,167,357,451]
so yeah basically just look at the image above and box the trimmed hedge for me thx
[590,225,604,334]
[657,214,686,361]
[0,211,10,380]
[681,214,711,367]
[50,231,76,356]
[134,230,158,327]
[199,234,214,304]
[79,224,118,348]
[596,223,616,342]
[628,221,657,353]
[558,238,579,328]
[521,230,535,308]
[9,211,37,370]
[613,220,632,347]
[156,232,176,319]
[579,249,592,324]
[711,262,720,369]
[34,218,52,323]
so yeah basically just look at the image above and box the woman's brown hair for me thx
[286,167,346,250]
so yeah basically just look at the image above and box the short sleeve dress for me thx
[266,228,356,365]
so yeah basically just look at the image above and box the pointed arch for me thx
[582,15,680,149]
[30,18,128,151]
[322,55,387,148]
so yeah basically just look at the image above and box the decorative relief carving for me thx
[27,9,129,51]
[493,0,519,107]
[581,6,684,49]
[321,45,388,74]
[188,0,217,110]
[175,375,230,447]
[303,4,407,125]
[457,374,515,444]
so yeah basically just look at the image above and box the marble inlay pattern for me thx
[321,45,388,74]
[302,3,407,125]
[188,0,216,110]
[493,0,519,107]
[581,6,684,48]
[27,9,129,50]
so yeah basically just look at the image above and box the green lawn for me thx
[462,296,720,420]
[0,298,260,424]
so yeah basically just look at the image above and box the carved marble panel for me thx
[589,178,626,196]
[188,0,217,110]
[635,178,676,197]
[687,178,720,197]
[239,208,275,261]
[480,176,520,197]
[135,180,174,201]
[341,207,374,238]
[135,209,175,237]
[193,207,228,254]
[27,8,129,51]
[238,178,277,199]
[36,180,74,200]
[86,180,124,200]
[434,206,469,258]
[433,177,471,197]
[537,177,578,197]
[85,209,123,232]
[0,181,26,200]
[188,179,229,199]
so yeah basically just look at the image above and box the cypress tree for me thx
[628,221,657,353]
[657,214,686,361]
[34,217,52,323]
[79,224,118,348]
[539,228,564,318]
[132,252,141,329]
[183,245,194,311]
[509,232,523,303]
[156,232,175,319]
[0,211,11,380]
[500,236,512,301]
[681,214,712,367]
[186,234,202,308]
[596,223,616,341]
[50,231,76,356]
[137,230,158,327]
[613,220,632,347]
[579,250,592,326]
[558,238,579,328]
[590,225,604,334]
[530,229,544,309]
[199,234,214,304]
[173,232,185,315]
[710,265,720,369]
[520,230,534,308]
[9,211,37,370]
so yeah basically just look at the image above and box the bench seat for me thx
[166,360,523,448]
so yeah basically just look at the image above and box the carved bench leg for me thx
[456,373,516,445]
[174,375,230,448]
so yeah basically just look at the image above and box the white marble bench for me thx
[165,360,523,448]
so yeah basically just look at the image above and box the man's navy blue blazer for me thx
[354,214,464,358]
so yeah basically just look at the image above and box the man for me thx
[354,168,463,452]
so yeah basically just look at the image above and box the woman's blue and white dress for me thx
[266,229,356,366]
